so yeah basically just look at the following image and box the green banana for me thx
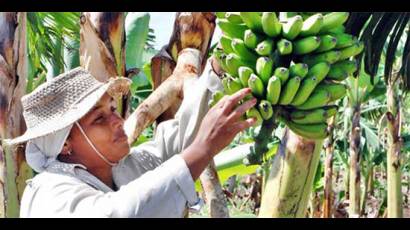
[261,12,282,37]
[221,76,232,95]
[290,105,338,124]
[277,38,293,55]
[290,75,319,106]
[326,67,349,81]
[294,89,331,110]
[319,12,349,34]
[244,29,264,49]
[255,39,274,56]
[227,76,243,94]
[225,53,252,77]
[316,83,347,101]
[289,63,309,78]
[209,90,225,107]
[315,34,337,53]
[256,56,274,84]
[332,60,358,75]
[225,12,243,24]
[266,75,281,105]
[303,50,341,66]
[299,12,317,20]
[279,76,302,105]
[338,41,364,61]
[285,121,329,139]
[306,62,331,82]
[274,67,290,84]
[240,12,264,33]
[213,48,229,72]
[213,90,225,102]
[331,33,356,49]
[231,38,259,62]
[246,107,263,127]
[328,25,345,34]
[258,100,273,120]
[293,36,321,55]
[238,66,254,87]
[282,15,303,40]
[327,60,358,81]
[217,19,248,39]
[300,13,323,37]
[248,73,265,98]
[220,35,234,54]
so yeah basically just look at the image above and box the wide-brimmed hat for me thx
[4,67,131,145]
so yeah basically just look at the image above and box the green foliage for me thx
[27,12,80,84]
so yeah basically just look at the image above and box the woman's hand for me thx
[182,88,257,180]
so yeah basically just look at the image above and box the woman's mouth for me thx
[113,129,128,142]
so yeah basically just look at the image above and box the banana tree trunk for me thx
[323,116,335,218]
[125,12,216,141]
[349,104,361,217]
[79,12,131,118]
[361,164,374,216]
[259,128,324,217]
[385,84,403,218]
[0,12,33,218]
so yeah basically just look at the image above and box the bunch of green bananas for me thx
[212,12,363,140]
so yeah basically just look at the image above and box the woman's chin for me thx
[113,140,130,158]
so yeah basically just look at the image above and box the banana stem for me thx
[323,116,335,218]
[386,85,403,218]
[248,114,277,165]
[349,104,361,217]
[258,128,324,217]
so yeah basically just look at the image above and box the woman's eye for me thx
[94,116,104,123]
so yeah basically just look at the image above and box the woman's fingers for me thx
[227,97,257,123]
[228,118,256,134]
[222,88,252,114]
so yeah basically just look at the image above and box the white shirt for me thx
[19,62,223,218]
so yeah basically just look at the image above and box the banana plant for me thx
[341,67,386,217]
[346,12,410,217]
[26,12,80,92]
[0,12,32,218]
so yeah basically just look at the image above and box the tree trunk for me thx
[323,116,335,218]
[79,12,131,118]
[349,104,361,217]
[361,164,374,216]
[258,128,324,217]
[199,161,229,217]
[385,84,403,218]
[125,12,216,142]
[125,13,229,218]
[0,12,33,218]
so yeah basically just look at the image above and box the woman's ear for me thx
[61,140,73,156]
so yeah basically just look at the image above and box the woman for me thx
[4,58,256,217]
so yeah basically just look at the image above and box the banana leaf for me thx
[346,12,410,91]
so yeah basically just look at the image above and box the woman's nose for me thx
[109,112,124,128]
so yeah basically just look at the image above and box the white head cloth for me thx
[25,124,73,173]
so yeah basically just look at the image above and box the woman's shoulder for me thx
[26,170,85,192]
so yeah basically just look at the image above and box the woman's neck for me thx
[90,165,115,190]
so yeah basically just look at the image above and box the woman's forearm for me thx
[180,140,213,180]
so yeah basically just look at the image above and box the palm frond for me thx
[27,12,80,80]
[346,12,410,91]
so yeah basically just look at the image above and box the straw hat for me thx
[4,67,131,145]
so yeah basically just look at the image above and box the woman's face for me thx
[66,93,130,167]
